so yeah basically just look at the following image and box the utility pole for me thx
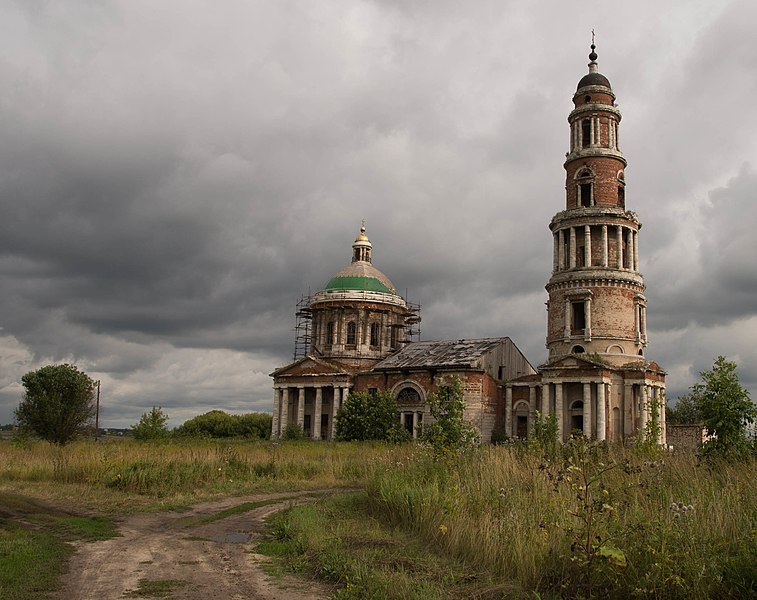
[95,380,101,440]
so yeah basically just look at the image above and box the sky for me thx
[1,0,756,428]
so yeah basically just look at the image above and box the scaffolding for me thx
[293,294,313,361]
[292,295,422,361]
[403,301,422,343]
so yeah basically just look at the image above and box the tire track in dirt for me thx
[57,490,337,600]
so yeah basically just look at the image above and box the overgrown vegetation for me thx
[419,376,479,456]
[259,492,509,599]
[336,390,407,442]
[3,429,757,599]
[666,356,756,458]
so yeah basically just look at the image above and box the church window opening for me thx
[397,387,421,404]
[370,322,379,347]
[581,119,591,147]
[580,183,592,207]
[618,186,625,208]
[584,95,591,103]
[572,345,585,354]
[353,248,360,261]
[346,321,357,345]
[576,245,585,267]
[326,321,334,347]
[390,326,398,349]
[572,301,586,334]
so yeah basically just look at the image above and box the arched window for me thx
[370,322,379,347]
[576,166,594,207]
[581,119,591,147]
[346,322,357,345]
[397,387,421,404]
[572,345,585,354]
[618,186,625,208]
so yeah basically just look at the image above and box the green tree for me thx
[666,393,703,425]
[132,406,170,440]
[419,375,479,456]
[692,356,756,457]
[336,390,406,442]
[15,364,96,445]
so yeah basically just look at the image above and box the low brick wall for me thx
[666,424,706,451]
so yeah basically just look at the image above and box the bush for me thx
[336,391,407,443]
[175,410,272,439]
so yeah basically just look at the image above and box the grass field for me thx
[1,437,756,599]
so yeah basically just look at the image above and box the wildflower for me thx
[438,524,448,535]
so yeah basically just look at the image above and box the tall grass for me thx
[0,438,403,509]
[366,444,757,599]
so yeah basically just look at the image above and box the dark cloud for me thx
[1,0,755,425]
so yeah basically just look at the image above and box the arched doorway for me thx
[570,400,584,436]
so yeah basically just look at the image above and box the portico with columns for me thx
[270,356,354,440]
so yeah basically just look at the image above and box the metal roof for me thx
[373,338,511,371]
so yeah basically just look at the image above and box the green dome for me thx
[322,261,398,295]
[324,275,393,294]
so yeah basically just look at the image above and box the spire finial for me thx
[361,218,365,234]
[589,30,598,63]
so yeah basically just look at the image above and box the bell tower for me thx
[546,43,647,364]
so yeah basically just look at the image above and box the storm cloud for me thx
[1,0,755,427]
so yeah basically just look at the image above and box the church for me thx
[270,44,667,445]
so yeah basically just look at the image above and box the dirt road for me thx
[57,491,336,600]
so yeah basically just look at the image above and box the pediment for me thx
[270,356,348,378]
[539,354,608,370]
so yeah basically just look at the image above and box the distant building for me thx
[270,44,666,443]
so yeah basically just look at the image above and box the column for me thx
[652,386,665,444]
[271,386,281,439]
[297,386,306,431]
[583,382,592,438]
[528,386,536,437]
[633,230,639,272]
[635,303,641,343]
[597,382,606,442]
[640,384,649,437]
[330,386,341,440]
[595,117,601,145]
[641,306,647,343]
[558,230,565,270]
[584,297,592,341]
[590,117,595,146]
[412,411,418,439]
[281,387,290,433]
[616,226,623,269]
[313,386,323,440]
[555,382,564,442]
[624,383,634,437]
[569,227,576,269]
[601,225,608,267]
[626,231,633,270]
[584,225,591,267]
[505,385,513,438]
[541,383,551,418]
[553,233,559,272]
